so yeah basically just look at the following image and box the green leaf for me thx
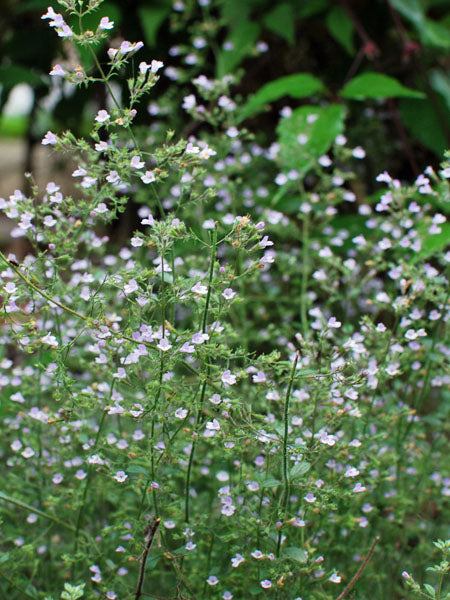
[261,477,281,488]
[240,73,326,120]
[399,98,448,156]
[138,6,171,47]
[421,18,450,49]
[126,464,149,477]
[0,64,43,90]
[326,6,355,55]
[277,104,346,175]
[263,4,295,45]
[341,73,425,100]
[411,223,450,264]
[295,0,328,18]
[216,21,260,77]
[220,0,256,23]
[283,546,308,563]
[289,461,311,478]
[423,584,436,598]
[390,0,424,27]
[430,69,450,111]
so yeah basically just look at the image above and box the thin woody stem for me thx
[334,536,380,600]
[135,517,161,600]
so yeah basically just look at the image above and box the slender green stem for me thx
[300,214,310,338]
[85,32,140,151]
[202,225,218,333]
[308,388,320,449]
[74,401,109,551]
[0,491,76,534]
[185,229,218,522]
[277,352,300,555]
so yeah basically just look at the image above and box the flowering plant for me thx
[0,2,448,599]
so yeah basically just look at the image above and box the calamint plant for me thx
[0,1,448,599]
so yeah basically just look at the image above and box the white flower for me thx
[141,170,156,184]
[21,447,35,458]
[345,467,360,478]
[175,408,188,419]
[151,60,164,73]
[99,16,114,30]
[157,337,172,351]
[182,94,196,109]
[130,155,145,169]
[352,482,367,493]
[180,342,195,353]
[124,279,138,295]
[41,333,59,347]
[42,131,57,145]
[191,282,208,295]
[95,109,110,123]
[113,471,128,483]
[222,288,236,300]
[50,64,65,76]
[221,370,236,386]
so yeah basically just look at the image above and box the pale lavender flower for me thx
[99,16,114,30]
[50,64,65,76]
[42,131,57,145]
[157,337,172,351]
[95,109,110,123]
[141,170,156,184]
[221,370,236,386]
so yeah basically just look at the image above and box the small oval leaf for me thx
[240,73,326,120]
[341,73,425,100]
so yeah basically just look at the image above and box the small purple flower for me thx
[42,131,57,146]
[141,170,156,184]
[221,370,236,386]
[95,109,110,123]
[50,64,65,76]
[222,288,236,300]
[99,16,114,30]
[113,471,128,483]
